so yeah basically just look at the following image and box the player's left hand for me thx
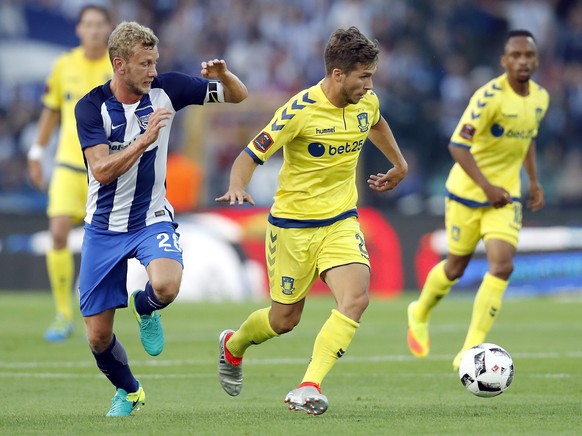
[527,182,544,212]
[215,188,255,206]
[201,59,227,79]
[367,166,407,192]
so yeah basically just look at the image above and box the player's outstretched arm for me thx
[215,151,258,206]
[200,59,248,103]
[367,116,408,192]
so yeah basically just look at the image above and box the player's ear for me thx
[113,57,125,74]
[500,54,506,70]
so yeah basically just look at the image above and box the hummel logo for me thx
[112,122,126,130]
[316,127,336,134]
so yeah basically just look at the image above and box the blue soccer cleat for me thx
[106,382,146,417]
[44,316,74,342]
[129,290,164,356]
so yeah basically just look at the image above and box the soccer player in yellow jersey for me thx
[27,5,113,342]
[215,26,408,415]
[407,30,549,371]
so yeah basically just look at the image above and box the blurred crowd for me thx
[1,0,581,213]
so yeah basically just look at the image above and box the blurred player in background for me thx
[407,30,549,370]
[216,26,408,415]
[75,21,247,416]
[27,5,113,342]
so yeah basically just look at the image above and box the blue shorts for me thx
[79,221,183,316]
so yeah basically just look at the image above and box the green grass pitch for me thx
[0,291,581,435]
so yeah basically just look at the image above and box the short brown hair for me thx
[324,26,379,75]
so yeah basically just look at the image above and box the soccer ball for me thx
[458,343,514,398]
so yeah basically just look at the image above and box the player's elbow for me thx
[91,168,115,186]
[226,85,249,103]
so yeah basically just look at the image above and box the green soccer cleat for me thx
[284,383,329,416]
[130,290,164,356]
[106,382,146,417]
[407,301,430,358]
[44,316,74,342]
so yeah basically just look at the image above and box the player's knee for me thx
[150,278,181,303]
[51,232,68,250]
[87,330,113,354]
[444,263,466,280]
[270,314,301,335]
[489,262,513,280]
[338,291,369,320]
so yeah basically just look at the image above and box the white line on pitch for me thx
[1,351,581,369]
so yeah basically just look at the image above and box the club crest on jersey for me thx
[281,276,295,295]
[357,112,369,132]
[135,113,151,132]
[135,104,154,133]
[460,123,476,140]
[253,131,274,153]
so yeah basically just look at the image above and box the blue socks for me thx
[134,282,168,316]
[93,335,139,393]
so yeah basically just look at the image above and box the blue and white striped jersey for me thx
[75,72,209,233]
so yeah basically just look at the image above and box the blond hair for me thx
[108,21,159,62]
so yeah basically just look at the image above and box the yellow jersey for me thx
[446,73,549,206]
[42,46,112,170]
[245,80,380,227]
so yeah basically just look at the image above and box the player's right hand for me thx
[27,159,45,190]
[484,185,512,209]
[215,189,255,206]
[142,108,173,147]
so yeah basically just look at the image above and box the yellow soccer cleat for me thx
[407,301,430,358]
[452,349,466,372]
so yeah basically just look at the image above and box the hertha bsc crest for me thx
[281,276,295,295]
[135,105,153,133]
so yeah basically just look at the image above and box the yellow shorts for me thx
[266,217,370,304]
[445,197,522,255]
[47,164,88,222]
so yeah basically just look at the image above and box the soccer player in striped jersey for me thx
[28,5,113,342]
[75,21,247,416]
[215,26,408,415]
[406,30,549,371]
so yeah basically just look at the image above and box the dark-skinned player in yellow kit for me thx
[407,29,549,371]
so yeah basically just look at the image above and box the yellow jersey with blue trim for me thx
[445,73,549,207]
[244,81,380,227]
[42,46,112,170]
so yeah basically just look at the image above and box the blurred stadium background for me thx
[1,0,582,296]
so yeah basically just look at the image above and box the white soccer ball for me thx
[458,343,514,398]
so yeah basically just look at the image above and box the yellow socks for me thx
[46,248,74,321]
[227,307,278,358]
[461,272,507,350]
[301,309,359,386]
[414,260,457,322]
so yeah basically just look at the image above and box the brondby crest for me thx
[357,112,369,132]
[281,276,295,295]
